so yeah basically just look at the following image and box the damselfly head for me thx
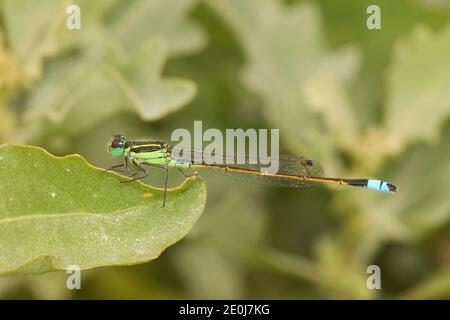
[108,134,127,157]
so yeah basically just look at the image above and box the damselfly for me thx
[106,135,397,207]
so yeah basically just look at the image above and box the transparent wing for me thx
[171,148,324,188]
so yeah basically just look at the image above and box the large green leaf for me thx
[0,144,206,276]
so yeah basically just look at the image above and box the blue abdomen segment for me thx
[367,179,395,193]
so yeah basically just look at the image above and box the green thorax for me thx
[125,143,191,169]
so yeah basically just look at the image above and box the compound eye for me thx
[111,141,123,148]
[110,136,125,148]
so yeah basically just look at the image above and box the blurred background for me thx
[1,0,450,299]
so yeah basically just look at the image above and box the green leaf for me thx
[112,0,207,57]
[23,52,123,125]
[0,144,207,276]
[385,22,450,147]
[22,39,197,136]
[19,0,204,139]
[394,127,450,236]
[0,0,65,83]
[109,39,197,121]
[58,0,207,58]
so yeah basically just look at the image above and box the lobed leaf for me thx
[1,0,65,83]
[112,0,207,57]
[385,22,450,147]
[0,144,207,276]
[19,0,204,139]
[109,39,197,121]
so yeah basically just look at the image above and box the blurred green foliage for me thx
[1,0,450,299]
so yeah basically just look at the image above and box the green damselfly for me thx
[106,134,397,207]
